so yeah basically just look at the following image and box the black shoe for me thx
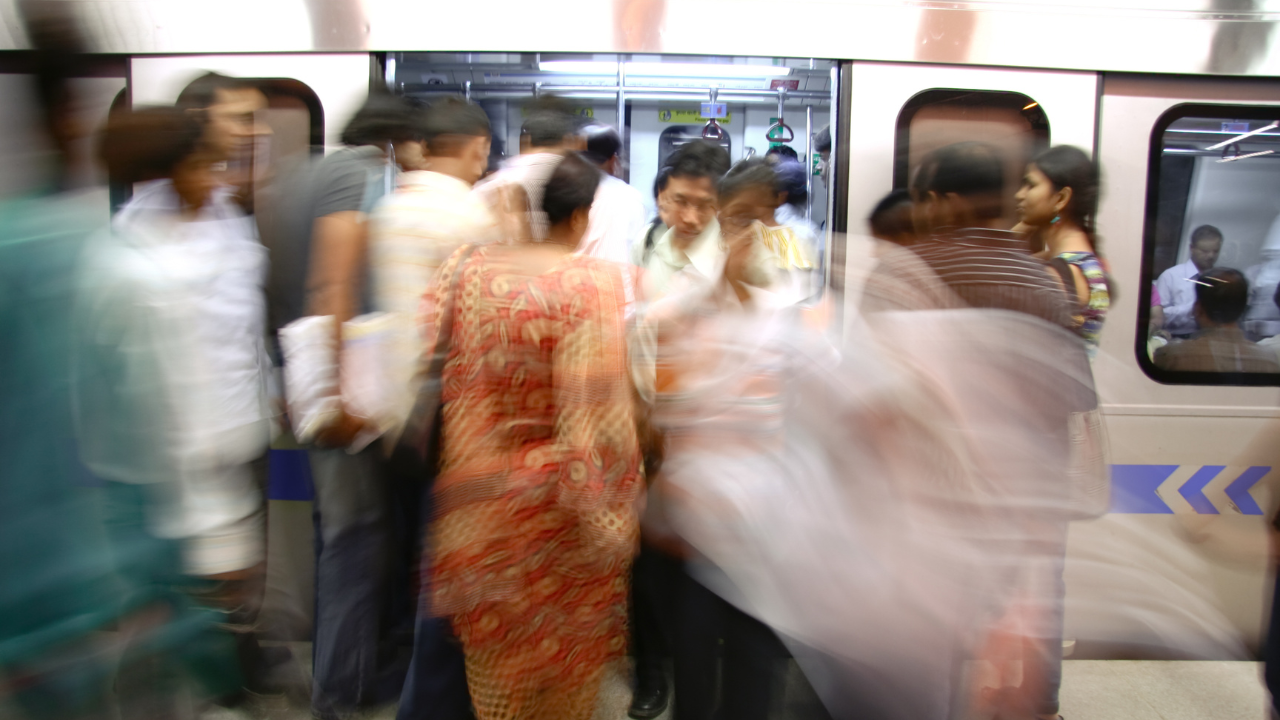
[628,677,670,719]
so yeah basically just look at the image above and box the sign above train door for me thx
[659,109,732,124]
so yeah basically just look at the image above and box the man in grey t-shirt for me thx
[259,93,431,720]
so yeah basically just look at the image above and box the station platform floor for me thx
[197,646,1275,720]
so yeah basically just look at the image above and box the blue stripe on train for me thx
[268,448,314,501]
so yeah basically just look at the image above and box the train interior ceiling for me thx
[387,53,835,223]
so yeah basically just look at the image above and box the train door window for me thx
[658,126,732,169]
[893,89,1050,227]
[1140,104,1280,384]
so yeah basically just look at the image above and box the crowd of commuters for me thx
[31,10,1280,720]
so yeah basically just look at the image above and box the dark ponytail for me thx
[1031,145,1101,253]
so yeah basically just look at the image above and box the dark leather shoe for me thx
[628,678,670,719]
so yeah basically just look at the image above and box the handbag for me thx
[403,244,481,461]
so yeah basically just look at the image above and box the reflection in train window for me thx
[1140,104,1280,384]
[894,89,1050,227]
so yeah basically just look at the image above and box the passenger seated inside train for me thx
[1258,283,1280,362]
[1155,224,1224,338]
[1154,267,1280,372]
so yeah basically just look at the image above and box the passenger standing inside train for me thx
[718,158,816,302]
[1154,268,1280,372]
[365,94,497,720]
[634,165,674,271]
[421,153,641,720]
[1016,145,1110,350]
[1155,224,1224,337]
[632,140,730,300]
[264,93,428,720]
[578,122,647,266]
[768,156,823,278]
[475,97,582,241]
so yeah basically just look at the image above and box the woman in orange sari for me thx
[422,152,641,720]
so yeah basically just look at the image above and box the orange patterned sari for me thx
[422,245,641,720]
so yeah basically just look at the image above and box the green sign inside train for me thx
[659,109,732,124]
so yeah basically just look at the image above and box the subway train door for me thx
[1077,73,1280,659]
[835,61,1097,324]
[128,53,375,640]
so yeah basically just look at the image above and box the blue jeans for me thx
[309,447,399,717]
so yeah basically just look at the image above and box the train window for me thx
[894,89,1050,225]
[1141,104,1280,385]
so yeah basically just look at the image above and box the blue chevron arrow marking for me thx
[1110,465,1177,514]
[1224,466,1269,516]
[1178,466,1223,515]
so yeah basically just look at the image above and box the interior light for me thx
[1206,122,1278,150]
[1217,149,1275,163]
[537,60,791,79]
[1022,101,1039,110]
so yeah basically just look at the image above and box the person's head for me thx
[1189,224,1224,273]
[340,93,425,169]
[521,96,582,152]
[21,0,86,168]
[542,152,601,249]
[768,157,807,210]
[175,72,267,162]
[652,165,675,228]
[868,189,916,246]
[664,140,731,242]
[909,141,1006,235]
[99,106,213,207]
[1194,267,1249,327]
[765,145,799,162]
[1015,145,1100,239]
[814,126,832,181]
[582,123,623,177]
[718,158,780,236]
[422,96,491,185]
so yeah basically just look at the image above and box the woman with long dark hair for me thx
[1015,145,1111,349]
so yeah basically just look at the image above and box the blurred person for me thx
[764,144,799,162]
[365,94,497,720]
[174,71,269,212]
[1016,145,1111,351]
[814,125,831,185]
[868,189,916,246]
[1154,267,1279,372]
[1244,213,1280,335]
[0,12,142,719]
[263,92,428,720]
[632,140,731,301]
[908,141,1073,329]
[768,156,822,276]
[1256,285,1280,362]
[1155,224,1224,337]
[418,152,641,720]
[77,105,269,716]
[475,96,582,241]
[579,122,647,266]
[717,157,816,302]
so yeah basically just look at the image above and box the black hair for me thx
[543,152,601,226]
[21,0,87,166]
[765,145,799,161]
[770,157,808,207]
[814,126,831,154]
[422,96,490,156]
[653,165,672,201]
[99,106,205,184]
[718,157,778,204]
[522,95,580,148]
[1031,145,1101,249]
[1191,224,1224,247]
[175,72,248,112]
[340,92,422,147]
[868,189,914,240]
[666,140,731,184]
[1195,267,1249,325]
[583,123,622,165]
[910,141,1005,221]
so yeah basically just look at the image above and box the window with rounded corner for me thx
[893,89,1050,226]
[1140,104,1280,385]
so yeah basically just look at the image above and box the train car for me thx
[6,0,1280,669]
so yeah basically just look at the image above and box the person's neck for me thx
[542,226,579,252]
[671,231,699,253]
[1043,220,1090,256]
[424,157,473,186]
[524,145,563,155]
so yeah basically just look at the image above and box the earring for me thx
[1051,214,1061,225]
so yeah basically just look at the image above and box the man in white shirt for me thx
[578,122,647,265]
[1156,224,1223,336]
[633,140,732,301]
